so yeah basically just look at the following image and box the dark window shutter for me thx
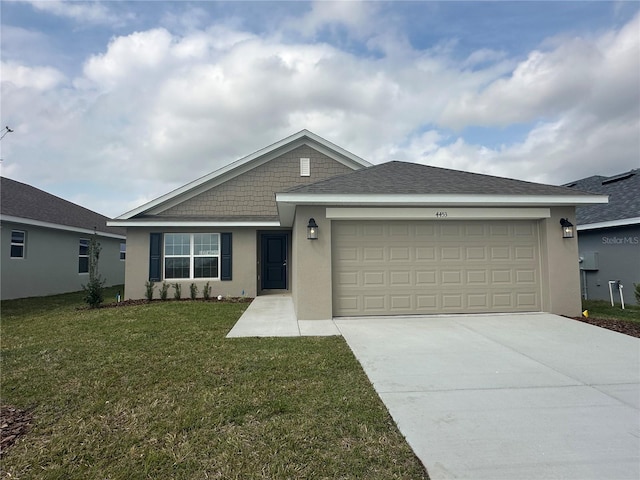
[221,232,232,281]
[149,233,162,281]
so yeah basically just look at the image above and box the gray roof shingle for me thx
[1,177,125,236]
[564,169,639,225]
[286,161,597,197]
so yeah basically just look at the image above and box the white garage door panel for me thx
[332,220,541,316]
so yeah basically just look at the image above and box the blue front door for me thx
[261,233,288,290]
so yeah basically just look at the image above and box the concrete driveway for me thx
[334,313,640,480]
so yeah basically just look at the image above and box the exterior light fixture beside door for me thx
[307,218,318,240]
[560,218,574,238]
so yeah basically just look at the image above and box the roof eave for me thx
[107,220,281,228]
[577,217,640,231]
[275,193,609,227]
[2,215,126,239]
[275,192,608,206]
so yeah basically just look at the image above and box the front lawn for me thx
[581,299,640,323]
[1,288,428,479]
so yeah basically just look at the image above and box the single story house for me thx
[564,169,639,305]
[1,177,126,300]
[109,130,606,319]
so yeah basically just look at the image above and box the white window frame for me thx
[163,233,220,280]
[10,230,26,259]
[120,242,126,261]
[79,238,89,274]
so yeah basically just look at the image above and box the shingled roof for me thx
[564,169,639,225]
[286,161,597,196]
[1,177,125,237]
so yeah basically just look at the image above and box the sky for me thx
[1,0,639,218]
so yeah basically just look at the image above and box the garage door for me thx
[332,220,541,316]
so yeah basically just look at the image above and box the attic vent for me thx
[300,158,310,177]
[602,172,635,185]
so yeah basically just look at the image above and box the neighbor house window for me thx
[164,233,219,280]
[79,238,89,274]
[10,230,25,259]
[120,242,126,261]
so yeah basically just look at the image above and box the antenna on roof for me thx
[0,126,14,141]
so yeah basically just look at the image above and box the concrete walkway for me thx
[335,313,640,480]
[226,294,340,337]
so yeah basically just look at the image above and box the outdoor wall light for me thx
[307,218,318,240]
[560,218,574,239]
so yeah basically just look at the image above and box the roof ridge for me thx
[283,160,602,197]
[311,160,589,194]
[565,168,639,186]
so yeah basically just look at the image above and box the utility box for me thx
[580,252,599,271]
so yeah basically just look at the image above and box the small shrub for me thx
[203,281,211,300]
[634,283,640,304]
[160,282,170,301]
[190,283,198,300]
[83,275,105,309]
[144,281,155,301]
[173,283,182,300]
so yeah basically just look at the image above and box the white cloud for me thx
[440,13,640,130]
[26,0,130,26]
[1,61,66,90]
[1,7,638,217]
[398,109,639,186]
[284,0,379,40]
[82,28,174,89]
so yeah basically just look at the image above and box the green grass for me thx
[582,299,640,323]
[1,287,428,479]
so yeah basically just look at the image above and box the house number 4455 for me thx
[435,211,448,218]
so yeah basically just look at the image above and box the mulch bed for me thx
[77,296,253,310]
[571,316,640,338]
[0,405,32,458]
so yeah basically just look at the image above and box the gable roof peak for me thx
[115,130,371,220]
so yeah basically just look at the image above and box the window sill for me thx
[164,278,221,282]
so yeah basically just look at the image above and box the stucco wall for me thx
[291,206,333,320]
[577,225,640,305]
[538,207,582,317]
[158,146,353,218]
[123,227,259,300]
[1,221,125,300]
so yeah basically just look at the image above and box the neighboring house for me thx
[564,169,640,305]
[1,177,126,300]
[109,130,606,319]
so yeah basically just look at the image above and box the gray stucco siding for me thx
[123,227,268,300]
[577,225,640,305]
[1,221,125,300]
[158,146,353,218]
